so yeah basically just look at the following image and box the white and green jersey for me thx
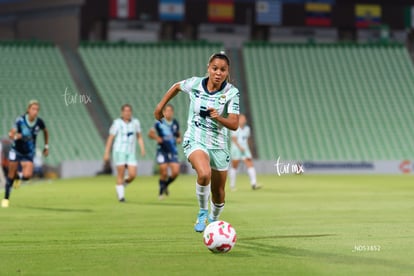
[232,125,251,150]
[109,118,141,154]
[179,77,240,150]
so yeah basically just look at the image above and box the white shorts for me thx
[231,146,252,160]
[112,151,137,166]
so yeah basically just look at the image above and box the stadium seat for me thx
[243,43,414,161]
[79,42,223,161]
[0,42,104,166]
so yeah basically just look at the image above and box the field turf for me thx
[0,174,413,275]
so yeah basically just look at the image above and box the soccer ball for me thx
[203,221,237,253]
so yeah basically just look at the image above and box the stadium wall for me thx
[59,160,154,178]
[58,159,414,178]
[253,160,414,175]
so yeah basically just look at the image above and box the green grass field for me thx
[1,174,413,275]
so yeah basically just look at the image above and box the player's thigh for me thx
[188,149,211,178]
[7,161,18,178]
[231,159,240,168]
[210,169,227,203]
[21,161,34,177]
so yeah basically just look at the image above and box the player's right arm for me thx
[104,120,118,161]
[8,128,22,141]
[103,134,115,161]
[148,127,163,144]
[8,117,22,140]
[154,82,181,120]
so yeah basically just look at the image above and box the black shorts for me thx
[156,150,178,164]
[8,149,34,163]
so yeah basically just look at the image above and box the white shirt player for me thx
[109,118,141,154]
[179,77,240,150]
[232,125,251,151]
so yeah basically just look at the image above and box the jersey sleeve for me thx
[109,120,118,135]
[12,116,21,131]
[179,77,198,94]
[154,121,161,136]
[246,126,251,138]
[227,89,240,115]
[38,118,46,130]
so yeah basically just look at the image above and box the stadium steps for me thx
[226,48,258,157]
[0,41,104,166]
[78,42,224,161]
[243,42,414,161]
[60,46,112,140]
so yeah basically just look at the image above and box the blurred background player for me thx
[2,100,49,208]
[154,52,239,232]
[104,104,146,202]
[148,104,181,200]
[229,114,260,191]
[0,141,5,188]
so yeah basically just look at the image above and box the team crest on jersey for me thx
[218,95,226,105]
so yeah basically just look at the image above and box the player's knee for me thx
[197,169,211,184]
[23,172,33,179]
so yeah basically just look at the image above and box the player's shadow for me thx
[21,206,94,213]
[128,200,194,207]
[240,234,336,241]
[234,238,414,272]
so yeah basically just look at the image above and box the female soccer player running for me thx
[154,52,239,232]
[2,100,49,208]
[104,104,146,202]
[228,114,260,191]
[148,104,181,199]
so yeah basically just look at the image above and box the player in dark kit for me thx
[1,100,49,208]
[148,104,181,199]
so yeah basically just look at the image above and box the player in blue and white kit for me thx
[104,104,146,202]
[148,104,181,199]
[2,100,49,208]
[229,114,260,191]
[154,52,240,232]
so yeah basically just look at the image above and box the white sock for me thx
[247,167,257,186]
[195,183,210,210]
[210,200,225,221]
[116,185,125,200]
[228,168,237,189]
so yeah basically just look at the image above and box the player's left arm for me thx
[176,131,182,144]
[208,90,240,131]
[137,133,146,157]
[175,121,182,144]
[43,128,49,157]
